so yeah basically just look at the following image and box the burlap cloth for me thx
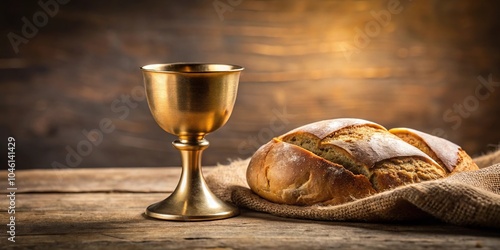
[205,149,500,228]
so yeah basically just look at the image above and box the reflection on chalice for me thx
[141,63,243,221]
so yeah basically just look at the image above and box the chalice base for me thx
[145,189,239,221]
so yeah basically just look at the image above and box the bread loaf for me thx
[247,118,477,206]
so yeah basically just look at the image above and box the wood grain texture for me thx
[0,167,181,193]
[1,168,500,249]
[1,0,499,169]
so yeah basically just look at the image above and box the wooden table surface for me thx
[1,167,500,249]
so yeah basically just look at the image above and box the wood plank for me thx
[0,168,188,193]
[1,168,500,249]
[2,192,500,249]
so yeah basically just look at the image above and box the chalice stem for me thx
[146,137,238,221]
[172,138,212,206]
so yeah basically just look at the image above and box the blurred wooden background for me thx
[1,0,499,169]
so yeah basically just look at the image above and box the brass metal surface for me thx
[141,63,243,221]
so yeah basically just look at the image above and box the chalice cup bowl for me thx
[141,63,243,221]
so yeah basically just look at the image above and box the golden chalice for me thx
[141,63,243,221]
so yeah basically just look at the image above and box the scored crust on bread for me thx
[246,139,376,205]
[389,128,479,173]
[247,118,476,206]
[280,119,447,192]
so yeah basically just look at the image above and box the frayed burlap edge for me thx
[205,150,500,228]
